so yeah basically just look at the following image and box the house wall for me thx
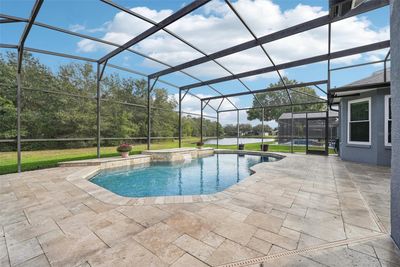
[390,0,400,248]
[339,88,391,166]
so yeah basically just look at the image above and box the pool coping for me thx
[64,149,286,206]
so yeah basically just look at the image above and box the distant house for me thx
[331,69,391,166]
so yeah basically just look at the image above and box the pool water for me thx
[90,154,279,197]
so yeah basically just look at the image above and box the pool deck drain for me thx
[218,233,388,267]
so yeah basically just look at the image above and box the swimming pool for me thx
[90,153,279,197]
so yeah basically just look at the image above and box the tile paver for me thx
[206,239,262,266]
[7,237,43,266]
[173,234,215,262]
[170,253,209,267]
[164,210,213,240]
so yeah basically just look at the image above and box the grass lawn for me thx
[209,143,335,154]
[0,139,196,175]
[0,139,335,175]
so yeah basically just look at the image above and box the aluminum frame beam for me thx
[236,110,239,148]
[201,80,328,101]
[180,40,390,90]
[0,137,201,142]
[98,0,211,64]
[178,89,182,148]
[17,0,43,72]
[150,0,389,78]
[0,18,18,23]
[24,47,97,62]
[16,0,43,173]
[218,100,327,113]
[330,59,389,71]
[384,49,391,82]
[147,78,151,149]
[96,63,102,157]
[0,43,18,49]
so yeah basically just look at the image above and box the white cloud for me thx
[76,0,389,78]
[77,39,100,53]
[69,24,85,32]
[69,23,109,35]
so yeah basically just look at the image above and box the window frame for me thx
[347,97,371,145]
[384,95,392,147]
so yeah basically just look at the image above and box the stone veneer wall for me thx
[100,156,151,169]
[59,155,151,168]
[142,148,214,162]
[390,0,400,248]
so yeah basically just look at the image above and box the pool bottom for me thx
[90,153,279,198]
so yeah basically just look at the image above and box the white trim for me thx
[384,95,392,147]
[347,97,371,145]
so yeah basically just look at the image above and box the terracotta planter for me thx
[120,152,129,158]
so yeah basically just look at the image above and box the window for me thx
[348,98,371,145]
[385,95,392,146]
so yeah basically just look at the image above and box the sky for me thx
[0,0,391,126]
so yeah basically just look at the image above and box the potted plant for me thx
[196,141,204,149]
[116,143,132,158]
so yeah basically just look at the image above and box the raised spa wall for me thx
[142,147,214,162]
[59,147,215,169]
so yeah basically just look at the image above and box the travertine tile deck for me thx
[0,153,399,266]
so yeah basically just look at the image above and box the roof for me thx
[330,68,390,104]
[278,110,338,120]
[346,68,390,86]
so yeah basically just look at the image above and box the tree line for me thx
[0,52,221,151]
[0,53,324,152]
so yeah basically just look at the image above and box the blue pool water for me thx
[90,154,279,197]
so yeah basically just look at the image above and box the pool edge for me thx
[64,149,287,206]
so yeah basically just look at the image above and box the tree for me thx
[180,116,222,138]
[252,124,273,135]
[0,97,16,139]
[239,124,252,135]
[223,124,237,136]
[182,117,194,137]
[247,77,325,122]
[151,88,178,137]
